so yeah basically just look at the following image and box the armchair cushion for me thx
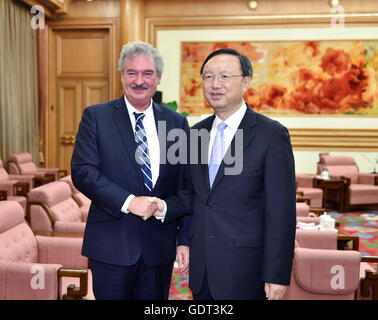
[349,184,378,205]
[0,201,37,263]
[54,221,86,233]
[36,236,88,269]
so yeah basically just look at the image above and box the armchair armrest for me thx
[0,260,61,300]
[36,235,88,269]
[9,174,34,181]
[360,256,378,300]
[358,173,378,185]
[340,176,351,187]
[295,229,338,250]
[13,182,29,197]
[57,268,88,300]
[296,195,311,205]
[296,174,316,188]
[0,180,16,196]
[293,248,361,296]
[8,174,34,190]
[32,175,52,188]
[0,190,6,200]
[58,170,67,178]
[309,207,326,217]
[337,234,360,251]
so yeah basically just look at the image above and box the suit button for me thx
[209,235,215,239]
[207,202,215,208]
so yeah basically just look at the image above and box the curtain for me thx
[0,0,39,169]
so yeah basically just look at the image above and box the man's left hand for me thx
[176,245,189,274]
[264,282,287,300]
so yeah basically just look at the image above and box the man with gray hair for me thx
[71,41,191,300]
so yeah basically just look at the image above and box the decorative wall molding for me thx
[20,0,70,17]
[289,128,378,151]
[145,13,378,45]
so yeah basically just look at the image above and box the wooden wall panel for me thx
[56,82,82,171]
[56,30,109,78]
[57,82,82,136]
[83,81,109,107]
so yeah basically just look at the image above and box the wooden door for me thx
[47,21,118,174]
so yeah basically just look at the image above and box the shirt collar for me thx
[213,102,247,131]
[124,95,153,117]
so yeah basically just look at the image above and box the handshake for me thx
[128,196,166,221]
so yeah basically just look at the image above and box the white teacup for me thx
[321,170,330,180]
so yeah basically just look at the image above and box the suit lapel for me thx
[196,114,215,192]
[210,104,257,192]
[112,96,144,182]
[152,102,167,191]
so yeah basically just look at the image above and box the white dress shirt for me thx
[208,102,247,164]
[121,95,160,214]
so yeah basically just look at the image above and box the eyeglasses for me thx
[201,72,244,83]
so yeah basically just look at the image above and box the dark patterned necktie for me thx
[134,112,153,193]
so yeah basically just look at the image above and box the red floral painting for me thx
[180,40,378,115]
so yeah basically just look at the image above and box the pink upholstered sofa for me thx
[27,181,86,234]
[318,154,378,211]
[0,200,93,299]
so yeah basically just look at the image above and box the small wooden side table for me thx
[313,177,348,212]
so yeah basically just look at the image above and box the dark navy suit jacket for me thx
[71,96,191,267]
[165,104,296,299]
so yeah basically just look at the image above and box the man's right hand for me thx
[128,196,157,220]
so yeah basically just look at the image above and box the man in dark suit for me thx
[155,48,296,300]
[71,41,190,300]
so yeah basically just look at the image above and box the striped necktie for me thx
[208,122,227,188]
[134,112,153,194]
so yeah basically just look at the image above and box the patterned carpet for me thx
[168,210,378,300]
[168,262,192,300]
[329,210,378,270]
